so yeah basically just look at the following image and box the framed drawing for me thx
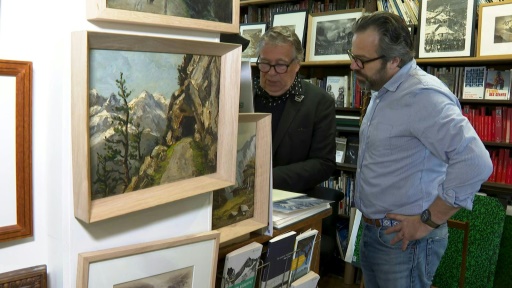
[0,60,32,242]
[77,231,220,288]
[87,0,240,34]
[240,22,267,62]
[271,10,308,45]
[0,265,46,287]
[418,0,476,58]
[305,9,364,62]
[212,113,271,244]
[477,1,512,58]
[71,31,240,223]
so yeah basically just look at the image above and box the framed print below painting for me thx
[271,10,308,45]
[0,265,47,288]
[418,0,476,58]
[76,231,220,288]
[240,22,267,62]
[71,31,240,223]
[87,0,240,34]
[306,9,364,63]
[212,113,271,244]
[0,59,33,242]
[477,1,512,58]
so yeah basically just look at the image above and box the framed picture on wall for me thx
[0,265,46,288]
[417,0,476,58]
[305,9,364,62]
[71,31,240,223]
[477,1,512,58]
[240,23,267,62]
[86,0,240,33]
[0,59,33,242]
[212,113,271,244]
[271,10,308,45]
[76,231,220,288]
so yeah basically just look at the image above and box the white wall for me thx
[0,1,220,286]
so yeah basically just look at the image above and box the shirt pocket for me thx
[368,123,393,154]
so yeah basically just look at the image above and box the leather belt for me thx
[362,215,400,227]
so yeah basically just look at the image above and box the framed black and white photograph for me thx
[305,9,364,62]
[271,10,308,45]
[240,22,267,62]
[418,0,476,58]
[477,1,512,58]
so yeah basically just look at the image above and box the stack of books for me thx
[272,190,332,229]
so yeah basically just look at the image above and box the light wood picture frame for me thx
[305,9,364,62]
[418,0,476,58]
[0,265,46,288]
[240,22,267,62]
[477,1,512,58]
[0,59,33,242]
[87,0,240,34]
[271,10,308,45]
[71,31,241,223]
[212,113,271,244]
[77,231,220,288]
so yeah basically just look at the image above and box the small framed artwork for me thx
[418,0,476,58]
[477,1,512,58]
[305,9,364,62]
[76,231,220,288]
[271,10,308,45]
[0,60,33,242]
[86,0,240,34]
[0,265,46,288]
[71,31,240,223]
[212,113,271,244]
[240,22,267,62]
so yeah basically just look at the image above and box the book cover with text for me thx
[221,242,263,288]
[484,70,511,100]
[260,231,297,288]
[289,230,318,283]
[462,66,486,99]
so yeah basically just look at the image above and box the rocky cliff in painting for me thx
[89,54,221,199]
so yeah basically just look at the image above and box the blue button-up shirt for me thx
[355,60,493,219]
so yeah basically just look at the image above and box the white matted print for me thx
[306,9,364,62]
[478,1,512,57]
[271,10,308,45]
[418,0,476,58]
[240,23,267,62]
[77,231,220,288]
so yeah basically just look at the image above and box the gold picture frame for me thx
[87,0,240,34]
[477,0,512,58]
[71,31,241,223]
[0,265,46,287]
[0,59,33,242]
[77,231,220,288]
[212,113,271,244]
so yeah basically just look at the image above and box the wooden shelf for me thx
[481,182,512,197]
[240,0,291,6]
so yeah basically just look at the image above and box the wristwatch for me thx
[420,209,440,229]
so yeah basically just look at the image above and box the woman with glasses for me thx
[350,12,492,288]
[252,26,336,193]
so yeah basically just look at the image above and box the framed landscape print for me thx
[71,31,240,223]
[212,113,271,244]
[87,0,240,33]
[477,1,512,58]
[240,22,267,62]
[271,10,308,45]
[76,231,220,288]
[305,9,364,62]
[418,0,476,58]
[0,59,33,242]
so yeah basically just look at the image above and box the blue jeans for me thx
[359,222,448,288]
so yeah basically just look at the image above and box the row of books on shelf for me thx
[221,229,321,288]
[488,148,512,185]
[424,66,512,101]
[320,173,355,217]
[378,0,419,25]
[305,72,364,109]
[335,136,359,164]
[462,105,512,143]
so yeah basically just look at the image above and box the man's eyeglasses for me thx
[256,58,296,74]
[347,49,385,69]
